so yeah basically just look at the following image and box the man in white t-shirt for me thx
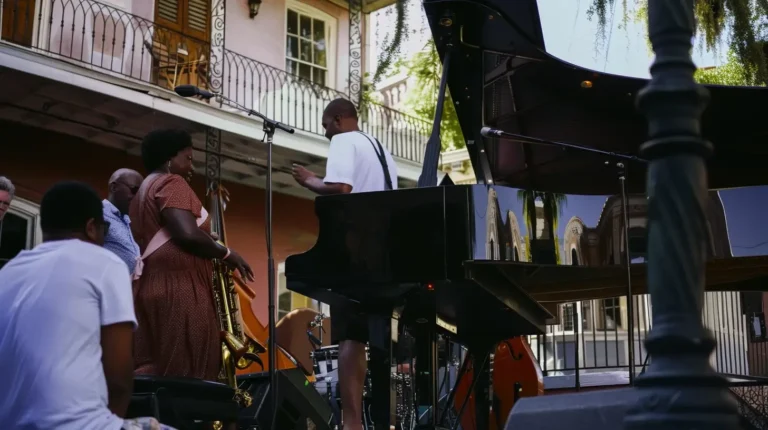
[292,98,398,430]
[0,181,172,430]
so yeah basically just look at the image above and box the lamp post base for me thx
[503,384,741,430]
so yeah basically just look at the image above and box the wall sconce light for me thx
[248,0,262,18]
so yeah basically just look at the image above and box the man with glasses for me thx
[103,168,144,275]
[0,176,14,221]
[0,176,16,269]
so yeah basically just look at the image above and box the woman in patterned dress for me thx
[129,129,254,380]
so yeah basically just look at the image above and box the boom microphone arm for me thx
[479,126,646,163]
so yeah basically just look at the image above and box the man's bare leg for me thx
[338,339,367,430]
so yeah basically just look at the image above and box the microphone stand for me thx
[616,161,636,385]
[258,114,283,430]
[487,128,641,385]
[227,99,289,430]
[174,86,293,430]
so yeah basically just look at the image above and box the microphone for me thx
[173,85,295,135]
[174,85,214,100]
[480,126,504,138]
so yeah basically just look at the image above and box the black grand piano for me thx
[286,0,768,429]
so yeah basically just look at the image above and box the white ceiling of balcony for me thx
[0,66,349,199]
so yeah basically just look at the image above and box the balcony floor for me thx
[0,43,419,196]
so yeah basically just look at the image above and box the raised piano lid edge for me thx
[463,260,551,336]
[423,0,768,195]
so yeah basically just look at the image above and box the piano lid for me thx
[422,0,768,195]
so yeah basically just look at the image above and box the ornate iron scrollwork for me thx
[348,0,363,105]
[205,127,222,190]
[209,0,226,97]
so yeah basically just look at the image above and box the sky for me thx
[370,0,768,259]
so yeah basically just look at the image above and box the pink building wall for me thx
[224,0,355,93]
[124,0,361,94]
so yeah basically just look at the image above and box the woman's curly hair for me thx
[140,129,193,173]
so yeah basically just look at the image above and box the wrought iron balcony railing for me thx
[0,0,429,163]
[528,290,765,382]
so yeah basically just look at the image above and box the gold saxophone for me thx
[208,184,265,408]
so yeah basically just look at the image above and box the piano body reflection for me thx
[286,185,553,429]
[287,0,768,429]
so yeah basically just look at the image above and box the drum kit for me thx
[305,316,461,430]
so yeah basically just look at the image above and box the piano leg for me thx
[368,312,396,429]
[412,312,440,428]
[451,349,490,430]
[439,348,471,426]
[472,347,492,430]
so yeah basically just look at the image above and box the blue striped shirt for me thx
[102,199,140,275]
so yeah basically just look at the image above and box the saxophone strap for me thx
[133,207,208,281]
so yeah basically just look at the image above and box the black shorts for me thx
[330,303,414,364]
[330,303,369,344]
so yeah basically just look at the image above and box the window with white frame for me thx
[0,197,42,269]
[285,3,333,86]
[601,297,622,330]
[562,303,576,331]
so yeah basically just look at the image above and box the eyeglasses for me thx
[114,182,140,194]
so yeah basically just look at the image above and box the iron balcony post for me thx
[624,0,740,428]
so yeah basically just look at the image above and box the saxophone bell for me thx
[222,331,264,370]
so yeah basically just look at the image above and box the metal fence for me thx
[221,50,429,162]
[529,290,766,385]
[0,0,429,162]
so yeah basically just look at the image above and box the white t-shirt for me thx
[0,239,137,430]
[323,131,399,193]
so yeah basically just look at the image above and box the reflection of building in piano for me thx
[531,191,751,380]
[484,188,527,262]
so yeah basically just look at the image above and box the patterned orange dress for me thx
[129,173,220,381]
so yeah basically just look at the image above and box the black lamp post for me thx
[623,0,740,427]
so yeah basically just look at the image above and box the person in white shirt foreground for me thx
[292,98,398,430]
[0,181,175,430]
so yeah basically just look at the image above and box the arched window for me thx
[571,248,579,266]
[627,227,647,263]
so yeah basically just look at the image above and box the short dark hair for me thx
[324,98,358,119]
[40,181,103,234]
[141,129,193,172]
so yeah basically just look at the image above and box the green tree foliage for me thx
[588,0,768,85]
[398,40,465,150]
[371,0,408,89]
[695,49,759,84]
